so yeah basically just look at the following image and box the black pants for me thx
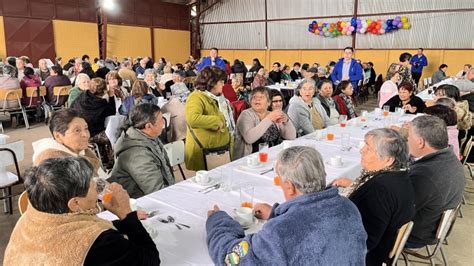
[412,72,422,88]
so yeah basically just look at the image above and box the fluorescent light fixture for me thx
[101,0,117,12]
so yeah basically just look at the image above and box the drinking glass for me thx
[341,133,351,151]
[258,143,269,163]
[95,178,112,203]
[220,167,234,192]
[339,115,348,128]
[383,105,390,117]
[240,186,254,208]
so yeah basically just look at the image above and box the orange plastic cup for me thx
[327,133,335,141]
[240,201,253,208]
[274,176,282,186]
[102,191,113,203]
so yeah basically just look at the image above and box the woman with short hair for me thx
[106,70,127,100]
[67,73,90,106]
[269,89,285,111]
[433,84,472,130]
[383,81,425,114]
[120,80,158,116]
[4,157,160,265]
[44,65,71,105]
[333,80,356,119]
[398,52,414,85]
[234,87,296,159]
[20,66,42,106]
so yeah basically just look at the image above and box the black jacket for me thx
[408,147,465,245]
[349,170,415,266]
[290,70,302,81]
[84,211,160,265]
[96,67,110,79]
[384,95,426,114]
[71,90,116,136]
[269,71,282,83]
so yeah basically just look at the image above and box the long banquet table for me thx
[99,112,416,265]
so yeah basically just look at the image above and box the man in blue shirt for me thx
[410,48,428,88]
[196,47,226,72]
[331,46,363,93]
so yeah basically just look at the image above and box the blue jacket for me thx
[331,58,363,90]
[196,56,226,72]
[206,188,367,265]
[410,55,428,74]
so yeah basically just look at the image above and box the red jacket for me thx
[333,95,348,116]
[222,83,238,103]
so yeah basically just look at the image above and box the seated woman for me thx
[158,65,174,95]
[234,87,296,159]
[144,69,159,96]
[333,80,357,119]
[32,109,107,179]
[288,78,327,136]
[269,89,285,111]
[120,80,158,116]
[379,63,400,107]
[333,129,415,265]
[383,82,425,114]
[223,74,247,103]
[425,105,460,159]
[0,64,21,108]
[316,79,340,125]
[111,104,175,198]
[44,65,71,105]
[433,84,472,131]
[4,157,160,265]
[281,65,292,81]
[206,146,367,265]
[252,68,268,89]
[68,73,90,106]
[20,66,42,106]
[106,70,128,101]
[162,71,189,141]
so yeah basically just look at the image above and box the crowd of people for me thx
[2,46,473,265]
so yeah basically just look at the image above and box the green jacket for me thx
[67,87,82,107]
[110,127,175,198]
[185,90,231,171]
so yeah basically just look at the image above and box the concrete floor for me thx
[1,99,473,265]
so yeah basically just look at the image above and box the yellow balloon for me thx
[367,19,372,25]
[403,23,411,29]
[401,16,408,23]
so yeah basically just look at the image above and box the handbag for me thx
[187,124,231,170]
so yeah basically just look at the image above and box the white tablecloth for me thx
[98,112,414,265]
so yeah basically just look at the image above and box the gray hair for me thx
[435,97,456,110]
[144,68,156,77]
[75,73,90,86]
[365,128,409,169]
[295,78,316,96]
[411,115,448,150]
[24,157,94,214]
[2,64,17,77]
[97,59,105,68]
[276,146,326,193]
[122,60,131,67]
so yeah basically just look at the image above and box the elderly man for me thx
[196,47,226,72]
[135,58,147,76]
[405,115,465,247]
[16,57,26,80]
[118,60,137,85]
[206,146,367,265]
[453,68,474,94]
[333,129,415,265]
[110,103,175,198]
[36,59,50,81]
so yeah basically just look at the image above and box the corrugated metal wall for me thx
[200,0,474,49]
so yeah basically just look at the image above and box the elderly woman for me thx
[234,87,296,159]
[170,70,189,100]
[425,105,460,159]
[206,146,367,265]
[288,78,327,136]
[106,70,128,100]
[144,68,158,93]
[0,64,21,108]
[111,104,175,198]
[32,109,107,179]
[223,74,247,103]
[185,66,234,171]
[383,82,425,114]
[316,79,340,125]
[269,89,285,111]
[68,73,90,106]
[4,157,160,265]
[333,129,415,265]
[252,68,268,88]
[120,80,158,116]
[333,80,356,119]
[433,84,472,130]
[379,63,401,107]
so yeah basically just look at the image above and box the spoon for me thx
[167,216,191,229]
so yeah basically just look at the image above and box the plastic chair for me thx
[164,140,186,180]
[18,190,28,215]
[52,85,72,109]
[24,86,47,108]
[0,88,30,129]
[403,208,457,266]
[387,221,414,265]
[0,140,25,214]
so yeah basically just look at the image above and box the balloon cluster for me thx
[308,16,411,38]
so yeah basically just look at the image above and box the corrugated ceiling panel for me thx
[358,0,474,14]
[201,0,265,23]
[356,12,474,48]
[201,22,266,49]
[267,0,354,19]
[268,19,352,49]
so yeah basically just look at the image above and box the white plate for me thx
[191,177,218,186]
[325,161,347,168]
[244,162,268,169]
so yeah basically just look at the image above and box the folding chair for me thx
[18,190,28,215]
[52,85,72,110]
[0,88,30,129]
[24,86,47,122]
[164,140,186,180]
[0,140,25,214]
[386,221,414,266]
[403,208,457,266]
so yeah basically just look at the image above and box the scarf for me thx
[340,93,356,119]
[341,167,395,197]
[203,90,235,134]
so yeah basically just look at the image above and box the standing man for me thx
[410,48,428,88]
[331,46,363,93]
[196,47,226,72]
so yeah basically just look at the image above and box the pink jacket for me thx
[379,80,398,108]
[447,125,460,160]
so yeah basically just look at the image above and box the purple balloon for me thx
[397,23,403,28]
[320,31,324,36]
